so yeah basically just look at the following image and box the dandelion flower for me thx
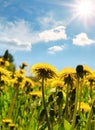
[29,91,42,97]
[30,63,58,79]
[77,102,91,112]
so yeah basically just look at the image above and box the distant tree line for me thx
[0,50,16,72]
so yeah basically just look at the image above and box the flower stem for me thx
[65,84,69,120]
[71,78,79,130]
[42,77,51,130]
[8,86,19,118]
[85,107,93,130]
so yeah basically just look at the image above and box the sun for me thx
[75,0,94,18]
[66,0,95,26]
[61,0,95,26]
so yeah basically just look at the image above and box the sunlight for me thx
[75,0,94,18]
[63,0,95,26]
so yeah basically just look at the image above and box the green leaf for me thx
[64,119,71,130]
[53,124,59,130]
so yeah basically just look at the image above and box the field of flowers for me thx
[0,51,95,130]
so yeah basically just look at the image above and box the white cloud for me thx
[37,12,62,29]
[0,19,39,51]
[39,26,67,42]
[73,33,95,46]
[48,45,64,54]
[0,18,67,51]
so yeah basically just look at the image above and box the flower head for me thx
[8,123,16,129]
[60,67,76,85]
[76,65,92,78]
[51,79,64,89]
[20,62,28,69]
[30,63,58,79]
[60,67,76,76]
[2,118,12,126]
[77,102,91,112]
[29,91,42,97]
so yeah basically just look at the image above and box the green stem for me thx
[71,78,79,130]
[42,77,51,130]
[8,87,19,118]
[79,81,82,113]
[85,106,93,130]
[59,104,62,123]
[65,84,69,120]
[90,82,93,100]
[0,72,1,83]
[94,116,95,130]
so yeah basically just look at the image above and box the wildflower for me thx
[20,62,28,69]
[76,65,84,78]
[60,67,76,76]
[77,102,91,112]
[15,69,26,75]
[30,63,58,79]
[22,62,28,67]
[2,118,12,126]
[21,77,34,92]
[29,91,42,97]
[30,63,57,130]
[0,67,11,77]
[24,77,34,86]
[0,57,10,67]
[51,79,64,89]
[0,58,5,66]
[60,67,76,86]
[8,123,16,130]
[76,65,92,78]
[83,65,92,74]
[86,73,95,82]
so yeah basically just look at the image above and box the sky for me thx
[0,0,95,73]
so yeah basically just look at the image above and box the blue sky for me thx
[0,0,95,73]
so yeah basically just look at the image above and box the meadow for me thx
[0,51,95,130]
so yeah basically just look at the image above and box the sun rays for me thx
[61,0,95,27]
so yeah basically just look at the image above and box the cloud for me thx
[39,26,67,42]
[37,12,62,30]
[0,18,67,51]
[48,45,64,54]
[73,33,95,46]
[0,19,39,51]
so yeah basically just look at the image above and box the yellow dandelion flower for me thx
[0,67,12,77]
[24,77,34,86]
[22,62,28,67]
[51,79,64,88]
[15,69,26,75]
[83,65,92,74]
[20,62,28,69]
[2,118,12,124]
[60,68,76,75]
[30,63,58,79]
[8,123,15,127]
[21,77,34,90]
[1,76,10,85]
[0,57,10,67]
[0,58,5,66]
[86,73,95,81]
[29,91,42,97]
[60,68,76,79]
[77,102,91,112]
